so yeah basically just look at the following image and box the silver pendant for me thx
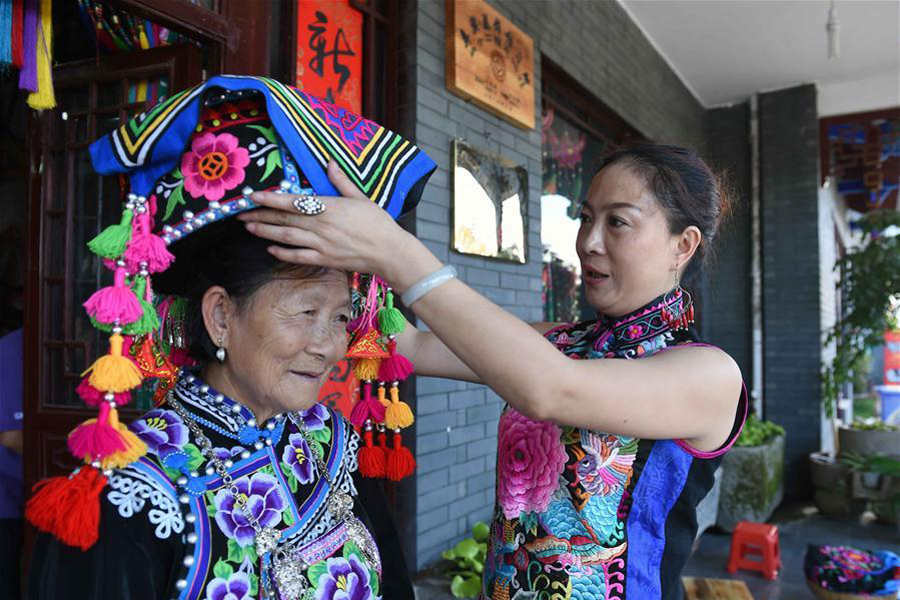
[273,555,311,600]
[255,526,281,556]
[326,491,354,520]
[345,516,381,575]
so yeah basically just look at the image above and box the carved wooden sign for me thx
[445,0,535,130]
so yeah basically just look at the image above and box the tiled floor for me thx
[683,502,900,600]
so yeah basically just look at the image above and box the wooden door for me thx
[23,45,203,495]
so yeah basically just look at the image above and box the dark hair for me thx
[153,219,331,364]
[596,142,732,267]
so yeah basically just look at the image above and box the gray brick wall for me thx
[703,105,753,383]
[408,0,708,570]
[759,84,822,498]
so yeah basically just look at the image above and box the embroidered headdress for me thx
[26,75,434,550]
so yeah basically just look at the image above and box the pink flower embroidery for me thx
[180,132,250,202]
[496,408,567,519]
[625,324,644,339]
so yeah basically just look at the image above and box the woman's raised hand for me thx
[240,161,414,279]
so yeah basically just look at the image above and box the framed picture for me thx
[451,140,528,264]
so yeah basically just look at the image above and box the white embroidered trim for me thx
[107,466,185,540]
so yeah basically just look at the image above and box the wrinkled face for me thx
[219,270,351,416]
[576,163,681,317]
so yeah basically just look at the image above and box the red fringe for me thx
[25,466,106,550]
[387,431,416,481]
[357,429,386,478]
[11,0,23,68]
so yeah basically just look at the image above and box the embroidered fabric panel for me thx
[483,291,703,600]
[106,459,185,540]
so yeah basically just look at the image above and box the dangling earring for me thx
[661,269,695,331]
[216,337,226,363]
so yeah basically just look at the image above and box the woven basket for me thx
[806,579,887,600]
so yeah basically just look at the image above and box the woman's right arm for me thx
[396,320,561,383]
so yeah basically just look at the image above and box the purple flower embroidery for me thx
[282,433,318,484]
[298,403,330,431]
[314,554,374,600]
[129,408,189,458]
[205,571,252,600]
[213,472,286,547]
[211,446,248,462]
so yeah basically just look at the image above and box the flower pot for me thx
[717,434,785,532]
[809,452,867,517]
[810,452,849,488]
[838,427,900,459]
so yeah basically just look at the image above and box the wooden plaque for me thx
[445,0,535,130]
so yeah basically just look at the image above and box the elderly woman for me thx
[26,76,435,600]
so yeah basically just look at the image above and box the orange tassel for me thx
[86,334,142,393]
[377,384,388,408]
[384,384,414,430]
[387,430,416,481]
[354,358,380,381]
[25,466,106,550]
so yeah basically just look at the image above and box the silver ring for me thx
[291,194,325,215]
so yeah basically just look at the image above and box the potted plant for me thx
[838,418,900,458]
[809,451,867,517]
[414,522,489,600]
[717,415,785,531]
[841,452,900,528]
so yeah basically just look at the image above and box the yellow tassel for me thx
[377,384,388,408]
[353,358,380,381]
[384,385,414,430]
[100,407,147,469]
[87,334,142,393]
[27,0,56,110]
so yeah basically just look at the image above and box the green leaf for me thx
[472,521,490,542]
[450,574,481,599]
[454,538,479,560]
[184,444,205,472]
[310,427,332,444]
[162,466,182,482]
[310,440,325,462]
[227,538,244,563]
[307,560,328,589]
[261,149,281,181]
[441,549,457,560]
[243,544,258,564]
[281,465,299,494]
[249,572,258,597]
[282,508,296,527]
[248,124,277,144]
[163,182,185,221]
[212,559,234,580]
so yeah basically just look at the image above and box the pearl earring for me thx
[216,337,226,363]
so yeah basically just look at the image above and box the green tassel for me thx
[88,209,134,259]
[378,290,406,335]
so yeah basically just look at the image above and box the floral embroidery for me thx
[181,132,250,202]
[205,570,253,600]
[130,408,189,459]
[496,408,567,519]
[282,433,318,484]
[313,553,377,600]
[213,472,287,547]
[299,403,330,431]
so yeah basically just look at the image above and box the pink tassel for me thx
[84,267,142,325]
[379,349,414,382]
[76,377,131,407]
[350,382,386,427]
[168,347,198,367]
[67,402,126,460]
[123,212,174,273]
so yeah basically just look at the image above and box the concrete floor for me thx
[414,503,900,599]
[684,503,900,600]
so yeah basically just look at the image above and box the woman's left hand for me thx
[240,161,419,280]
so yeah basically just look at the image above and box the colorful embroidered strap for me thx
[89,75,436,219]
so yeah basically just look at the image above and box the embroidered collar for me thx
[594,289,686,355]
[171,369,286,447]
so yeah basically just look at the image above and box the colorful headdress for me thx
[26,75,435,550]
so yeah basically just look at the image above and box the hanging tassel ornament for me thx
[88,204,134,259]
[350,381,386,428]
[84,266,143,325]
[357,422,386,478]
[123,203,174,273]
[85,333,143,393]
[377,288,406,335]
[386,429,416,481]
[67,401,126,462]
[76,377,131,407]
[353,358,380,382]
[384,383,414,430]
[25,466,107,550]
[378,342,413,382]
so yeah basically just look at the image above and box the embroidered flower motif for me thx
[181,132,250,202]
[205,571,252,600]
[624,324,645,339]
[129,408,189,458]
[299,403,330,431]
[314,554,375,600]
[213,472,286,547]
[211,445,248,462]
[282,433,318,484]
[496,408,567,519]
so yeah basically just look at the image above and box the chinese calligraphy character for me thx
[308,10,355,94]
